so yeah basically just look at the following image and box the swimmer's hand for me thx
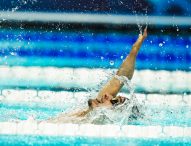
[139,26,147,40]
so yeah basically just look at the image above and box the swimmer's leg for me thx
[117,28,147,80]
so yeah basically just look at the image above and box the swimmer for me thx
[47,27,147,123]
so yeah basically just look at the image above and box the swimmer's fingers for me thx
[144,26,147,31]
[143,26,147,39]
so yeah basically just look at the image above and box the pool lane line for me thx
[0,122,191,138]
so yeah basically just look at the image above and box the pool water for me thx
[0,92,191,126]
[0,135,191,146]
[0,89,191,145]
[0,28,190,145]
[0,29,190,70]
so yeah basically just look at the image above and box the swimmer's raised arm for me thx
[116,27,147,78]
[47,28,148,121]
[131,27,147,55]
[96,27,148,101]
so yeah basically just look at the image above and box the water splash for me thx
[109,60,115,66]
[11,0,37,12]
[132,2,148,34]
[87,75,143,125]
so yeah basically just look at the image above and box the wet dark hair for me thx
[88,99,93,108]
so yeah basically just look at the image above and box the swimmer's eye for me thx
[110,96,126,106]
[110,99,119,105]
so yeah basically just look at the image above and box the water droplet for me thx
[110,60,114,66]
[159,43,163,47]
[120,1,123,4]
[186,45,189,48]
[120,56,124,59]
[12,6,19,12]
[10,52,17,56]
[177,28,179,31]
[101,56,104,60]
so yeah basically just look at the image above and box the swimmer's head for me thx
[88,93,126,109]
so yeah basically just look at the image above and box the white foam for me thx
[0,122,190,138]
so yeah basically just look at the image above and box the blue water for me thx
[1,101,191,126]
[0,28,190,145]
[0,29,190,70]
[0,135,191,146]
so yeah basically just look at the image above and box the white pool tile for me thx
[163,126,184,137]
[17,121,38,135]
[163,94,183,106]
[0,66,190,93]
[2,89,37,102]
[183,95,191,106]
[183,127,191,137]
[78,124,101,137]
[135,93,146,103]
[0,95,5,101]
[99,124,121,137]
[0,122,191,139]
[146,94,165,105]
[0,122,17,135]
[38,91,75,103]
[121,125,140,137]
[37,122,59,136]
[58,124,79,136]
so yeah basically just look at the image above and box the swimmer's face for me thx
[88,93,126,109]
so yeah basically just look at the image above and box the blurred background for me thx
[0,0,190,93]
